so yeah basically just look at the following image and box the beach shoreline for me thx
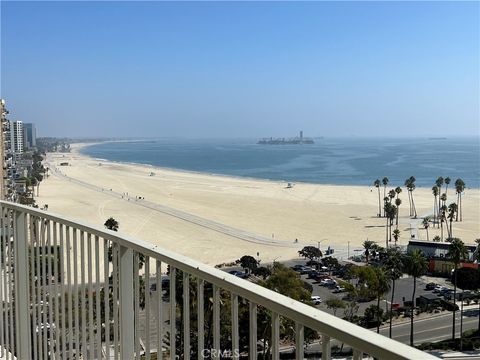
[37,142,480,266]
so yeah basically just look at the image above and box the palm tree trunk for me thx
[389,279,395,338]
[449,219,453,239]
[377,188,381,217]
[456,194,460,221]
[411,193,417,218]
[408,191,412,216]
[386,217,389,248]
[410,276,416,346]
[426,227,429,241]
[460,195,463,221]
[396,207,399,227]
[452,268,457,340]
[383,186,386,217]
[441,221,444,241]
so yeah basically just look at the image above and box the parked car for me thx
[291,265,312,274]
[320,279,337,287]
[425,282,436,291]
[332,285,346,293]
[229,270,248,279]
[311,295,322,305]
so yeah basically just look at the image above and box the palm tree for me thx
[374,179,381,217]
[405,176,417,218]
[404,250,428,346]
[445,177,451,197]
[422,217,430,241]
[394,186,402,199]
[447,238,468,341]
[440,193,447,209]
[373,267,390,334]
[382,177,389,216]
[432,185,439,227]
[440,205,447,241]
[432,235,441,242]
[393,229,400,246]
[395,198,402,227]
[363,240,375,264]
[104,217,119,231]
[447,203,458,239]
[384,248,403,338]
[455,179,465,221]
[436,177,444,216]
[405,178,413,216]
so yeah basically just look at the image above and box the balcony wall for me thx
[0,201,436,359]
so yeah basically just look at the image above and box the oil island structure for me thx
[257,131,315,145]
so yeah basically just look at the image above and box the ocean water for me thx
[81,137,480,188]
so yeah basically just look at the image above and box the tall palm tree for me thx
[455,179,465,221]
[440,193,447,209]
[382,177,389,216]
[395,198,402,227]
[422,217,430,241]
[405,178,413,216]
[408,176,417,219]
[373,267,390,334]
[445,177,451,197]
[447,238,467,341]
[404,250,428,346]
[432,185,439,227]
[447,203,458,239]
[440,205,447,241]
[385,248,403,338]
[394,186,402,199]
[436,177,444,216]
[388,189,396,203]
[374,179,381,217]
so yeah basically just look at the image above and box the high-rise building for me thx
[10,120,24,154]
[0,99,6,200]
[23,123,37,149]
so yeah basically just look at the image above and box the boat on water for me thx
[258,131,314,145]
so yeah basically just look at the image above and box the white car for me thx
[311,296,322,305]
[320,279,337,287]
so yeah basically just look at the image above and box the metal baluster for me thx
[28,215,37,360]
[322,334,331,360]
[80,231,87,358]
[353,349,363,360]
[113,243,119,360]
[59,224,67,360]
[34,217,43,360]
[104,239,110,359]
[183,272,190,360]
[9,211,15,359]
[53,222,60,357]
[4,209,10,360]
[295,323,304,360]
[169,267,176,360]
[271,312,280,360]
[66,226,74,359]
[197,278,204,360]
[145,256,151,360]
[213,285,220,360]
[156,260,163,359]
[73,228,80,359]
[134,252,140,359]
[41,218,48,360]
[88,233,95,357]
[231,294,239,360]
[95,236,102,359]
[249,302,257,360]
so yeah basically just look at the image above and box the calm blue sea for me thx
[81,137,480,188]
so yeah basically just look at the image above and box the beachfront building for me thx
[10,120,24,154]
[23,122,37,149]
[0,201,436,360]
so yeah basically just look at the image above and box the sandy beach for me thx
[36,143,480,266]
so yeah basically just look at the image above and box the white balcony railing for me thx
[0,201,436,359]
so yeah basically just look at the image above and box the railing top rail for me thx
[2,201,437,360]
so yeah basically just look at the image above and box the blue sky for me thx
[1,1,478,138]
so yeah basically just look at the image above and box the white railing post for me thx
[14,210,31,359]
[119,245,134,358]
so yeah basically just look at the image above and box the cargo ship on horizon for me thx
[257,131,314,145]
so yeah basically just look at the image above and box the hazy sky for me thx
[1,1,479,138]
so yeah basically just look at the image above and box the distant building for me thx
[0,99,6,200]
[10,120,24,154]
[23,123,36,149]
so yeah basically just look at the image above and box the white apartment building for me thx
[10,120,24,154]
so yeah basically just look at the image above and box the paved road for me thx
[46,159,297,248]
